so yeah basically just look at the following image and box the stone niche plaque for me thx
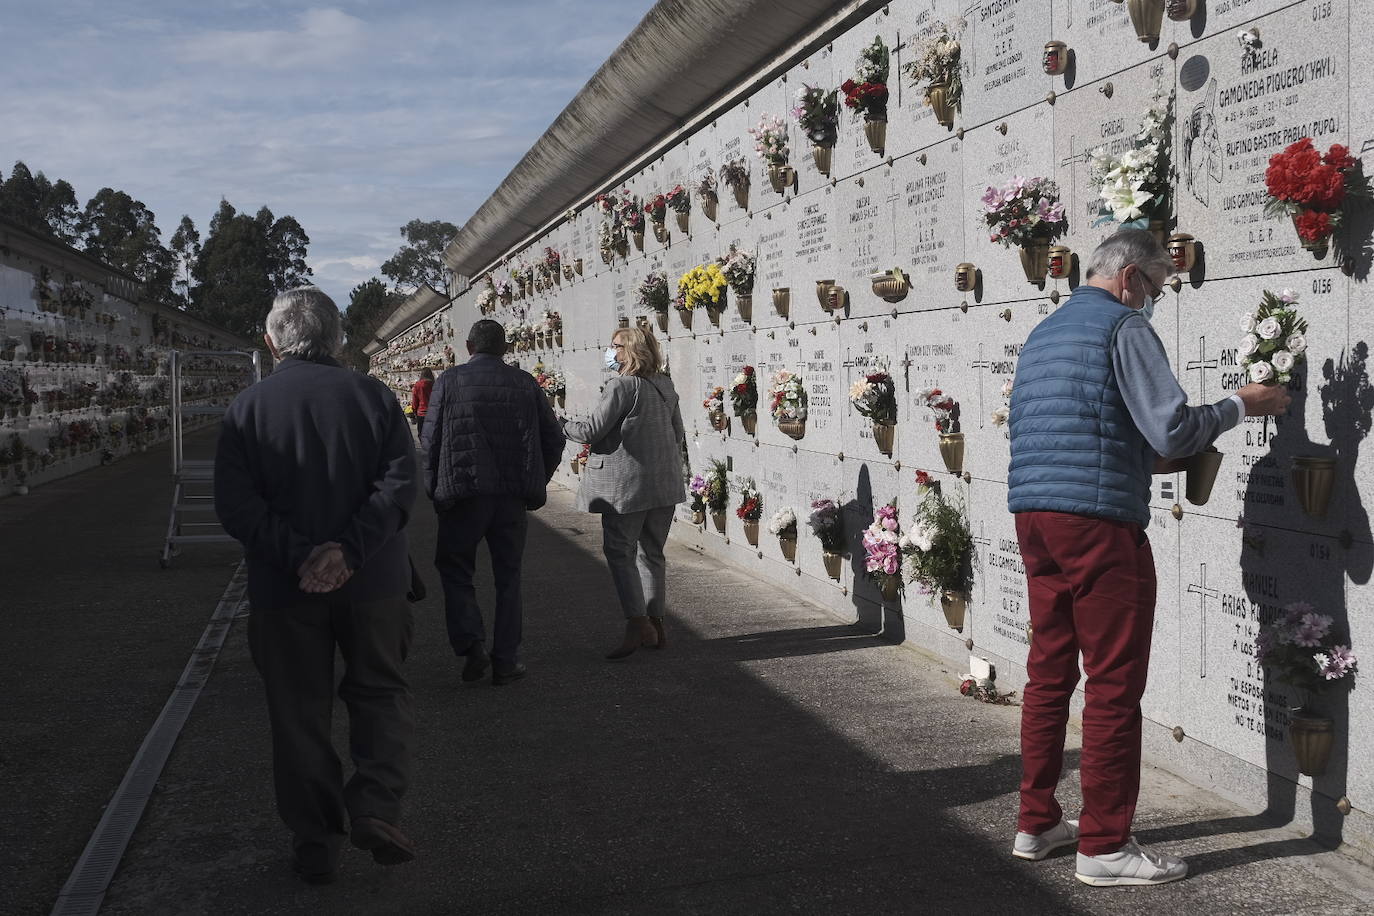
[829,11,898,181]
[835,166,897,317]
[1051,60,1172,263]
[786,185,840,301]
[966,481,1031,667]
[758,448,802,564]
[961,0,1052,126]
[794,448,856,584]
[890,136,964,299]
[961,102,1056,298]
[694,334,725,438]
[901,318,961,478]
[714,102,754,223]
[1171,512,1354,779]
[1050,0,1177,88]
[843,458,905,605]
[797,318,845,456]
[885,0,968,158]
[753,323,805,449]
[953,298,1053,485]
[790,48,837,186]
[839,318,903,463]
[1172,274,1345,533]
[1173,0,1350,281]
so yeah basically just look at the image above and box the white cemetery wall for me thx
[385,0,1374,859]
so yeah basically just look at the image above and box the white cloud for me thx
[173,8,368,70]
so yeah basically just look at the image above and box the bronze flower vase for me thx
[940,590,967,632]
[676,210,689,234]
[927,83,955,128]
[656,311,669,333]
[632,230,645,252]
[1289,710,1335,776]
[1019,241,1050,284]
[822,551,843,580]
[1127,0,1165,43]
[1292,456,1337,517]
[652,221,667,244]
[709,410,729,432]
[711,511,727,534]
[736,293,753,323]
[570,458,580,475]
[702,194,719,222]
[864,119,887,155]
[939,432,965,473]
[743,520,760,546]
[1185,448,1223,506]
[772,288,790,319]
[880,577,900,603]
[779,535,797,563]
[812,145,832,177]
[778,418,806,440]
[872,422,895,457]
[732,185,749,211]
[692,509,705,526]
[678,307,693,329]
[741,412,757,437]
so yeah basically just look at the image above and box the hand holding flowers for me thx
[1239,289,1307,386]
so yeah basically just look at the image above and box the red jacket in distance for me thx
[411,378,433,417]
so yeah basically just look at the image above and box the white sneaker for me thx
[1012,819,1079,860]
[1075,838,1188,886]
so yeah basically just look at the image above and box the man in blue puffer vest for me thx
[422,319,565,686]
[1006,229,1291,886]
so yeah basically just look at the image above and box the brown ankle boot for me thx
[649,615,667,650]
[606,617,657,660]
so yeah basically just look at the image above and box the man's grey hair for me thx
[467,319,507,356]
[1083,227,1173,281]
[265,287,343,360]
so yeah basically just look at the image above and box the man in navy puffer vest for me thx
[1006,229,1290,886]
[422,319,565,686]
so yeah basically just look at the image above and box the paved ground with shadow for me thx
[4,437,1374,914]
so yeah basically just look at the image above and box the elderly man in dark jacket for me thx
[421,319,564,685]
[215,287,418,885]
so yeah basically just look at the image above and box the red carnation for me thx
[743,365,754,376]
[914,470,931,487]
[1324,144,1357,171]
[1295,209,1333,242]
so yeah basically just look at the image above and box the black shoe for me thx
[461,648,491,683]
[349,816,416,866]
[491,662,527,686]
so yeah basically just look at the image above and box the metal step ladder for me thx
[159,349,262,567]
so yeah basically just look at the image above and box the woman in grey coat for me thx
[563,326,686,658]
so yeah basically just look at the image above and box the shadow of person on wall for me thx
[843,462,905,643]
[1233,344,1372,853]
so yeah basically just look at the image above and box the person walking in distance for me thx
[411,368,434,439]
[562,327,686,659]
[1006,229,1291,886]
[214,287,419,885]
[421,319,564,685]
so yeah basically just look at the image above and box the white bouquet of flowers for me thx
[1239,289,1307,386]
[990,379,1012,429]
[1088,90,1173,225]
[768,506,798,537]
[769,370,808,422]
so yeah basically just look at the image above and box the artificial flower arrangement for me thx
[1264,138,1371,251]
[842,36,890,124]
[769,369,808,438]
[808,499,845,555]
[718,245,756,300]
[769,506,797,539]
[720,157,751,208]
[1239,289,1307,386]
[981,177,1068,248]
[1088,90,1173,226]
[916,387,962,472]
[793,84,839,148]
[534,366,566,396]
[1257,602,1358,696]
[730,365,758,418]
[665,185,690,214]
[903,472,974,628]
[689,472,709,517]
[696,168,719,214]
[749,114,792,193]
[863,502,903,598]
[476,284,497,314]
[703,385,727,430]
[677,263,729,313]
[736,480,762,521]
[848,362,898,426]
[616,191,645,240]
[991,379,1013,433]
[705,459,730,531]
[495,279,514,302]
[902,17,964,128]
[645,193,668,225]
[638,271,671,316]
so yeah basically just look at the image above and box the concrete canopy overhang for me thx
[362,283,447,356]
[442,0,885,282]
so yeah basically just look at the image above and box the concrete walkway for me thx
[4,439,1374,914]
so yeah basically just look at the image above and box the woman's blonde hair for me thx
[612,326,663,378]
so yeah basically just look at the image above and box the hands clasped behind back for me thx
[298,541,353,593]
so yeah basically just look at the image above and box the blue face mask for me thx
[1141,299,1155,322]
[603,347,621,372]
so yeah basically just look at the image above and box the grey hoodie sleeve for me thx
[1112,313,1242,460]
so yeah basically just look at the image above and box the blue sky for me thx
[0,0,657,306]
